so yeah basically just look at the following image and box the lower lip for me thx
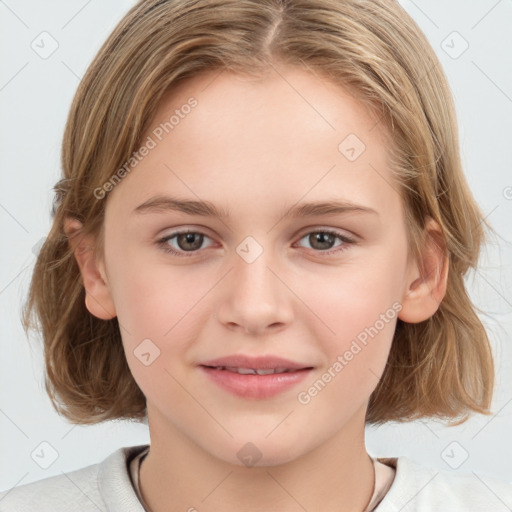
[199,366,312,399]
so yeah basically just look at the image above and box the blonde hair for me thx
[23,0,494,425]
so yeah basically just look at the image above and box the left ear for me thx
[398,217,449,323]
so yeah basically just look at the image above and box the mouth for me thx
[200,365,310,375]
[198,357,314,399]
[199,354,313,372]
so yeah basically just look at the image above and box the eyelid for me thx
[295,225,358,241]
[157,224,358,242]
[156,225,357,258]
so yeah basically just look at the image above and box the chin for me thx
[207,435,308,469]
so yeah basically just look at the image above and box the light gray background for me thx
[1,0,511,493]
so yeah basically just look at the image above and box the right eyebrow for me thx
[133,196,230,219]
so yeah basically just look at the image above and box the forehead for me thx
[154,65,389,154]
[106,64,400,221]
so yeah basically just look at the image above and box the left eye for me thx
[295,230,354,253]
[157,229,355,257]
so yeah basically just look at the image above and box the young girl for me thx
[1,0,510,510]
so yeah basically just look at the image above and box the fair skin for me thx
[65,63,447,512]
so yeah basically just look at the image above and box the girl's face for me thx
[99,64,418,466]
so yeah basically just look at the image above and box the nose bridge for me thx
[215,235,293,333]
[232,234,279,302]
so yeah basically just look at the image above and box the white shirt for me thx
[0,444,510,511]
[128,447,395,511]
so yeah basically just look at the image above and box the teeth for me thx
[235,367,258,375]
[214,366,292,375]
[255,369,277,375]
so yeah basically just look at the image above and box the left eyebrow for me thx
[281,200,378,219]
[132,195,379,219]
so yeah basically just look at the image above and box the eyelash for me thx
[156,228,356,258]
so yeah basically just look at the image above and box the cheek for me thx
[107,258,202,407]
[106,241,208,335]
[304,257,404,340]
[293,246,406,393]
[295,270,401,417]
[105,249,219,393]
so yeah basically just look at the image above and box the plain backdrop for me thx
[1,0,511,492]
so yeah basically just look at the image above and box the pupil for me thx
[178,232,203,251]
[312,232,334,250]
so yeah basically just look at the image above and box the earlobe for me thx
[64,217,117,320]
[398,218,449,324]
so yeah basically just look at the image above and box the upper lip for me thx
[199,355,313,370]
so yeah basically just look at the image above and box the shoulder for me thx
[0,444,149,512]
[375,456,512,512]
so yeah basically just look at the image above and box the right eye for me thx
[157,230,215,256]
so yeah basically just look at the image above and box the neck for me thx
[138,405,374,512]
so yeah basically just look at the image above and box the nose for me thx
[215,243,294,335]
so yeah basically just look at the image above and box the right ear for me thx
[64,217,116,320]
